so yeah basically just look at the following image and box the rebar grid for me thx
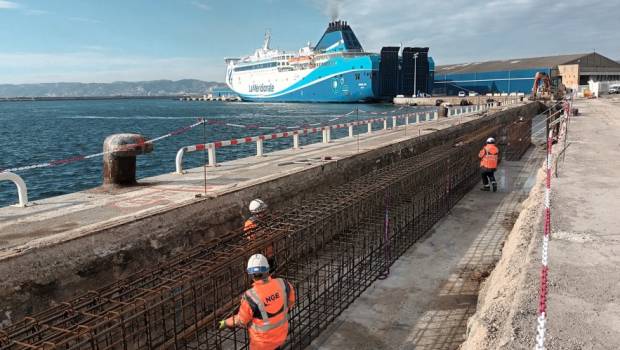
[0,119,531,350]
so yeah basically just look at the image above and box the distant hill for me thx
[0,79,227,98]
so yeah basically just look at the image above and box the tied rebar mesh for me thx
[0,119,530,350]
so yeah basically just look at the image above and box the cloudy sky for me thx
[0,0,618,84]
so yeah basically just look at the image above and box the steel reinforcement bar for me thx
[0,117,527,349]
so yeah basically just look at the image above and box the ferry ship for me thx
[225,21,379,102]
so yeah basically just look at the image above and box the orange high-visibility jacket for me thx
[479,144,499,169]
[244,216,274,258]
[233,277,296,350]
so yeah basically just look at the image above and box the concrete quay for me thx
[394,95,522,106]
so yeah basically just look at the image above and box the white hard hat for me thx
[486,137,496,144]
[249,199,267,214]
[247,254,269,274]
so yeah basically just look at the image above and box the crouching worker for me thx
[244,199,277,271]
[220,254,296,350]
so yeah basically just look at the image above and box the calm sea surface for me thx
[0,98,430,207]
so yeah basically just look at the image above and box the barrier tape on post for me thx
[0,118,206,174]
[534,97,571,350]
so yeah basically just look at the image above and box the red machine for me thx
[532,72,552,100]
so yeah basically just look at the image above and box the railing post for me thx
[0,172,28,207]
[367,122,372,134]
[433,111,438,120]
[426,112,431,121]
[326,127,331,143]
[405,115,409,125]
[256,139,264,157]
[416,113,420,123]
[175,147,186,174]
[392,116,397,129]
[208,146,217,167]
[383,119,387,130]
[293,133,300,149]
[348,125,354,138]
[322,129,328,143]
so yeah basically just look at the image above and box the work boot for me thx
[480,186,490,191]
[492,182,497,192]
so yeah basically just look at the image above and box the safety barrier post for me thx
[426,112,431,121]
[175,147,186,174]
[348,125,354,138]
[208,146,216,167]
[433,111,438,120]
[322,129,328,143]
[0,172,28,207]
[293,133,300,149]
[326,127,331,142]
[416,113,420,123]
[405,115,409,125]
[256,139,264,157]
[383,119,387,130]
[392,116,397,129]
[367,122,372,134]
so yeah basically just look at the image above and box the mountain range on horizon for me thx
[0,79,228,98]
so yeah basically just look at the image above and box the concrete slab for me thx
[0,115,479,260]
[309,132,544,349]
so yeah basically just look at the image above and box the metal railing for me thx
[174,105,494,174]
[0,172,28,207]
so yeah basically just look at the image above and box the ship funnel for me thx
[314,20,363,53]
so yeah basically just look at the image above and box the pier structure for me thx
[0,101,547,349]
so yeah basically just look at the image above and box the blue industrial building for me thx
[433,52,620,96]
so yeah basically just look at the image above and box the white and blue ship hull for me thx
[226,21,379,103]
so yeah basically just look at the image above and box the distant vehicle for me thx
[458,91,466,97]
[500,93,508,97]
[493,93,501,97]
[509,92,517,96]
[486,93,493,97]
[396,94,405,98]
[468,91,479,97]
[609,87,619,94]
[517,92,526,97]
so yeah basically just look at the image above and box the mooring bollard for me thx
[103,133,153,187]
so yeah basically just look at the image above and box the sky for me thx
[0,0,618,84]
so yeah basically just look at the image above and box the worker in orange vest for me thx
[479,137,499,192]
[244,199,276,270]
[220,254,296,350]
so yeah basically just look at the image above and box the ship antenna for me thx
[263,29,271,50]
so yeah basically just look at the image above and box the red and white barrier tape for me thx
[1,118,206,174]
[535,98,571,350]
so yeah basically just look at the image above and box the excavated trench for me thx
[0,104,542,350]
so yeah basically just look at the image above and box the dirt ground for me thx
[461,97,620,349]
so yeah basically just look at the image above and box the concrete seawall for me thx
[0,102,544,325]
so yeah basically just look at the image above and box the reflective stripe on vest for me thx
[245,278,289,333]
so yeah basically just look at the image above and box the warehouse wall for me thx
[433,67,551,95]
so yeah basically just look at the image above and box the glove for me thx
[219,320,226,330]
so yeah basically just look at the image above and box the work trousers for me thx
[481,167,496,188]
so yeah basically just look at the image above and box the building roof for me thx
[435,53,620,74]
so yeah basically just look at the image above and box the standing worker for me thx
[479,137,499,192]
[220,254,296,350]
[244,199,276,270]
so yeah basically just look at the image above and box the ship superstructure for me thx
[225,21,379,102]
